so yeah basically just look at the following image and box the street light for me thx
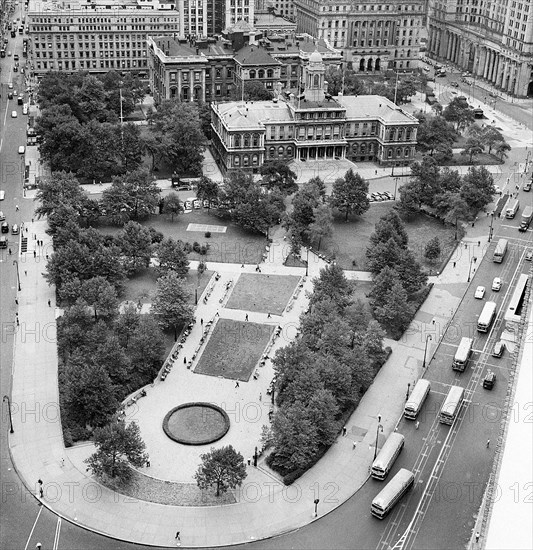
[305,246,309,277]
[406,382,411,401]
[422,335,432,370]
[373,415,383,461]
[394,176,400,200]
[313,498,320,518]
[13,260,21,291]
[467,256,475,283]
[488,213,494,242]
[3,395,14,433]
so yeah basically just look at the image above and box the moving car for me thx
[8,83,13,89]
[1,221,8,233]
[450,82,459,87]
[492,341,505,358]
[8,92,13,99]
[523,181,531,192]
[0,190,5,200]
[0,211,5,221]
[11,223,19,235]
[491,277,502,291]
[526,249,533,261]
[483,371,496,390]
[11,110,17,118]
[22,104,28,115]
[474,286,486,299]
[18,145,25,154]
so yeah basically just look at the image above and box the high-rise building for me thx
[294,0,427,73]
[26,0,180,77]
[428,0,533,96]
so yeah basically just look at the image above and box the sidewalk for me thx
[7,207,496,547]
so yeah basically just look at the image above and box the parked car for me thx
[450,81,459,87]
[384,191,394,200]
[483,371,496,390]
[525,249,533,261]
[492,341,505,358]
[11,110,17,118]
[523,181,531,192]
[0,211,5,221]
[0,190,5,201]
[1,221,9,233]
[193,199,201,209]
[11,223,19,234]
[18,145,25,154]
[22,104,28,115]
[8,92,13,100]
[474,286,486,299]
[491,277,502,292]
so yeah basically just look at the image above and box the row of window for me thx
[34,42,145,50]
[35,59,148,71]
[34,50,144,59]
[247,69,277,79]
[29,16,178,24]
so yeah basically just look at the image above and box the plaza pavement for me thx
[6,201,507,548]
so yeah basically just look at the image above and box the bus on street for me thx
[493,238,508,263]
[452,337,473,371]
[439,385,465,425]
[371,468,415,519]
[404,379,431,420]
[371,433,405,480]
[477,301,497,332]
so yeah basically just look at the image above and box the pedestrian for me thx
[352,441,357,450]
[46,254,49,260]
[215,311,219,317]
[342,426,347,436]
[15,204,19,211]
[32,218,34,223]
[175,531,181,541]
[146,460,150,467]
[478,241,480,246]
[8,248,12,255]
[375,169,378,175]
[267,312,271,318]
[259,393,262,401]
[25,227,28,233]
[472,221,475,227]
[15,299,18,305]
[245,313,248,321]
[48,299,51,307]
[486,439,490,448]
[200,318,203,325]
[415,421,420,430]
[38,479,43,486]
[432,318,435,325]
[39,487,43,498]
[473,257,477,264]
[475,532,480,543]
[453,262,456,268]
[465,243,468,249]
[241,263,244,268]
[24,271,27,276]
[184,357,187,364]
[16,318,20,327]
[36,544,42,550]
[34,250,36,258]
[60,458,65,467]
[235,381,240,388]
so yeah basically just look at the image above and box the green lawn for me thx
[98,210,267,264]
[320,204,458,272]
[194,319,275,381]
[225,273,301,315]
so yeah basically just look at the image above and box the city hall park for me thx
[318,202,458,272]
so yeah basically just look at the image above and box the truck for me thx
[493,238,508,263]
[519,206,533,232]
[505,199,519,219]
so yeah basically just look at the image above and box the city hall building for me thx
[210,50,418,174]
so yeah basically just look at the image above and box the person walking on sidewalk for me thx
[486,439,490,448]
[175,531,181,541]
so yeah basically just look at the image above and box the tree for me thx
[373,281,415,338]
[424,236,441,262]
[101,170,160,225]
[494,140,511,161]
[230,80,273,101]
[126,315,165,384]
[35,171,88,219]
[329,169,369,221]
[85,420,148,484]
[309,263,353,311]
[259,161,298,196]
[162,192,184,222]
[196,176,219,212]
[156,237,190,277]
[369,210,409,249]
[194,445,247,497]
[441,192,471,240]
[80,277,119,320]
[442,99,475,133]
[63,358,118,428]
[416,116,457,156]
[366,238,403,277]
[479,126,504,155]
[368,266,399,310]
[116,123,144,173]
[460,166,495,211]
[115,221,153,275]
[363,320,386,369]
[308,204,333,250]
[196,260,207,303]
[461,135,485,163]
[152,272,195,340]
[408,155,441,208]
[149,101,207,175]
[395,248,428,294]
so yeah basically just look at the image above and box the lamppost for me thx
[406,382,411,401]
[394,176,400,200]
[118,80,124,153]
[305,246,309,277]
[13,260,21,291]
[422,335,432,370]
[467,256,475,282]
[3,395,14,433]
[313,498,320,518]
[488,212,494,242]
[373,415,383,461]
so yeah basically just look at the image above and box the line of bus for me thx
[504,273,530,331]
[371,433,405,480]
[404,379,431,420]
[452,337,473,371]
[493,238,508,263]
[371,468,415,519]
[439,385,465,425]
[477,301,497,332]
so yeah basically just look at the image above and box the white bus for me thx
[371,433,405,480]
[371,468,415,519]
[452,337,473,372]
[493,238,508,263]
[404,379,431,420]
[505,199,519,219]
[439,385,464,425]
[477,301,497,332]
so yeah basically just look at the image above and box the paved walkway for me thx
[7,202,501,547]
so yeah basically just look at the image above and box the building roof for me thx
[254,11,297,31]
[336,95,418,124]
[214,101,292,130]
[234,45,282,66]
[226,20,256,33]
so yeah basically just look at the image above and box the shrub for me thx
[200,245,208,255]
[192,241,201,253]
[205,231,211,238]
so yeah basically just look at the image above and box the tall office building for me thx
[428,0,533,96]
[294,0,427,73]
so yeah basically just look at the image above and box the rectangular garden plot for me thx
[225,273,301,315]
[194,319,275,381]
